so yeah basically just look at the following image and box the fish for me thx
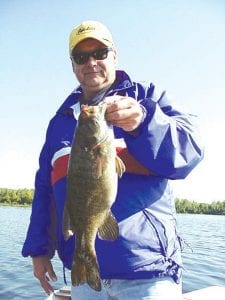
[62,102,125,291]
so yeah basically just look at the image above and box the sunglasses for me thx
[71,47,113,65]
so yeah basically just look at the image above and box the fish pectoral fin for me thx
[62,206,75,240]
[115,155,126,177]
[98,211,119,241]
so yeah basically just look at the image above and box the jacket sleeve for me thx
[22,121,57,258]
[123,85,204,179]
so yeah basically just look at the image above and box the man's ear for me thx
[70,57,76,73]
[113,48,118,66]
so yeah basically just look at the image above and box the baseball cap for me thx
[69,20,114,54]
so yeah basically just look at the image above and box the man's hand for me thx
[32,256,57,295]
[104,96,145,132]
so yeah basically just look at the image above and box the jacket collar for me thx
[56,70,134,118]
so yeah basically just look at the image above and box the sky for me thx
[0,0,225,203]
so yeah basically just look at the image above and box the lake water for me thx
[0,206,224,299]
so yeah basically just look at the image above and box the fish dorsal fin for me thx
[98,211,119,241]
[115,155,126,178]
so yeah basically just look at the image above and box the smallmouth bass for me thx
[63,103,125,291]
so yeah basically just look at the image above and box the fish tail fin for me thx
[71,252,86,287]
[71,250,101,292]
[85,251,101,291]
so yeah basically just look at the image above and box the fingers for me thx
[104,95,133,113]
[32,256,57,295]
[46,261,57,282]
[104,96,144,131]
[103,95,121,106]
[35,269,57,295]
[39,274,55,296]
[33,267,54,295]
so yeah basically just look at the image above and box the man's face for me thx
[71,39,117,97]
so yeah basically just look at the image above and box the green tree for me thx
[0,188,34,206]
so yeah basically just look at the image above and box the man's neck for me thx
[80,84,113,105]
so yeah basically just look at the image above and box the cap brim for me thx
[70,34,113,54]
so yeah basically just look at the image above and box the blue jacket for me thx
[22,70,204,283]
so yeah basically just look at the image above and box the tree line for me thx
[0,188,225,215]
[175,198,225,215]
[0,188,34,206]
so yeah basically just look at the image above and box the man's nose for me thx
[86,56,97,66]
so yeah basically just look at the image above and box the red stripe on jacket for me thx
[51,148,151,185]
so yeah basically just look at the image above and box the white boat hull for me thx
[47,285,225,300]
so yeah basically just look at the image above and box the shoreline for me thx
[0,204,225,215]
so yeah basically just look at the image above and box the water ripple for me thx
[0,207,224,298]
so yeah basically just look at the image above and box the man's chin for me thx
[86,78,107,88]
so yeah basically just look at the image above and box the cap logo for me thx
[77,25,96,36]
[69,21,113,53]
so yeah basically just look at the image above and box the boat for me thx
[183,285,225,300]
[47,285,225,299]
[47,286,70,299]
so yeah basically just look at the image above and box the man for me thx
[22,20,204,299]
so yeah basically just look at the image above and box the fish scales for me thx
[63,103,125,291]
